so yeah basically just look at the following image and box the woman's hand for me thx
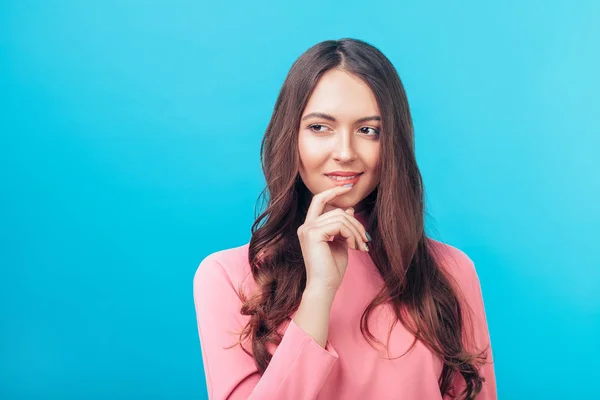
[296,185,371,295]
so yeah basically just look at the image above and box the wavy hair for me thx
[229,38,489,399]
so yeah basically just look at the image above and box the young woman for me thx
[193,38,497,400]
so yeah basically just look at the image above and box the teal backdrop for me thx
[1,1,598,399]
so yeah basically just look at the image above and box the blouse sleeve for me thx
[444,259,498,399]
[193,254,339,399]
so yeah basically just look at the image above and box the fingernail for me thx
[365,232,372,242]
[363,243,369,252]
[343,183,353,187]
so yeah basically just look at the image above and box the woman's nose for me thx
[332,130,357,162]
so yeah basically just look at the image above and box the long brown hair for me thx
[232,38,489,399]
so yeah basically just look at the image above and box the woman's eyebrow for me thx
[301,112,381,123]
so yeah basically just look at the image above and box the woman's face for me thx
[298,68,381,213]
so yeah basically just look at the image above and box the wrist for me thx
[302,285,337,305]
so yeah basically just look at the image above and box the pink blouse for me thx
[193,215,497,399]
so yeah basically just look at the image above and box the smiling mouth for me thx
[325,173,363,185]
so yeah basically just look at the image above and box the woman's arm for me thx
[292,285,336,348]
[444,257,498,399]
[193,254,339,400]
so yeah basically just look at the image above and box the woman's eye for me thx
[308,124,328,132]
[308,124,380,136]
[360,127,381,136]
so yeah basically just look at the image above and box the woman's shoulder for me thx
[193,241,254,291]
[427,237,479,285]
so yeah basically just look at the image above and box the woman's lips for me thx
[325,173,363,186]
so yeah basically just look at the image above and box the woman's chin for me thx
[324,199,356,213]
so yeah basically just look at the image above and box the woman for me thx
[193,38,497,399]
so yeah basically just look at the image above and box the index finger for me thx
[305,184,354,222]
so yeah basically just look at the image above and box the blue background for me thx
[1,1,598,399]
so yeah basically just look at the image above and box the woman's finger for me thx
[316,207,370,244]
[316,210,367,251]
[305,185,354,222]
[310,220,357,251]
